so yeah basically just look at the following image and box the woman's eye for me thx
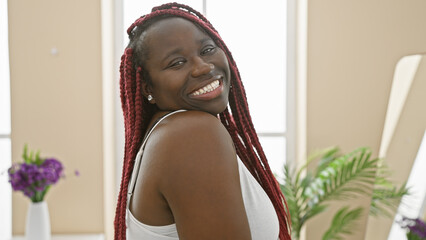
[201,46,216,55]
[168,60,185,68]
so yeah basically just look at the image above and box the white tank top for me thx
[126,110,280,240]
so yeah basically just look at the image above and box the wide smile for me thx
[188,77,224,100]
[191,79,220,96]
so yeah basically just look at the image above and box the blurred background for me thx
[0,0,425,239]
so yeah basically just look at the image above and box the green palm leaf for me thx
[370,183,409,217]
[322,206,363,240]
[279,146,408,240]
[281,166,299,234]
[304,148,378,208]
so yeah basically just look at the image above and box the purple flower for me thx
[400,217,426,239]
[7,148,67,202]
[41,158,64,184]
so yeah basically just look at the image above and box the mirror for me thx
[369,54,426,239]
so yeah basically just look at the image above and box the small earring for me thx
[147,95,153,101]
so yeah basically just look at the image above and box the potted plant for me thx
[280,147,408,240]
[7,145,75,240]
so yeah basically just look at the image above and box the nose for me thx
[191,57,214,78]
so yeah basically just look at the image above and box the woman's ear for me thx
[141,81,156,104]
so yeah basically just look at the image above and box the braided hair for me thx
[115,3,291,239]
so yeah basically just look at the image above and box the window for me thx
[207,1,287,176]
[121,0,288,176]
[0,0,12,238]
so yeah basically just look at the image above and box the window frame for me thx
[0,0,12,238]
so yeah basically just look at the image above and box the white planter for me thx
[25,201,51,240]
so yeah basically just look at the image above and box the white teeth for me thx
[192,80,220,96]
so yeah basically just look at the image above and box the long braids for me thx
[115,3,291,239]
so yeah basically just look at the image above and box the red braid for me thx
[115,3,291,239]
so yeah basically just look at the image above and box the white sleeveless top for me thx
[126,110,280,240]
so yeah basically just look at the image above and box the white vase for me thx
[25,201,51,240]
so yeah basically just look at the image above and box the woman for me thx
[115,3,291,240]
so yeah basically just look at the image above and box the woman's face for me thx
[141,17,231,115]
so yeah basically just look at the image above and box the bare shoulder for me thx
[156,110,230,140]
[144,110,251,239]
[145,110,235,162]
[142,110,237,180]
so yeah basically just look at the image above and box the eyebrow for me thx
[162,47,184,63]
[161,37,214,63]
[199,37,213,45]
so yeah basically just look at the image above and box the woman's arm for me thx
[153,110,252,240]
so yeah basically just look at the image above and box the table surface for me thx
[10,234,104,240]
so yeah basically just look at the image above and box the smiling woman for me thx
[114,3,291,240]
[122,0,288,177]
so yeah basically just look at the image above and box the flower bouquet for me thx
[399,217,426,240]
[8,145,64,202]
